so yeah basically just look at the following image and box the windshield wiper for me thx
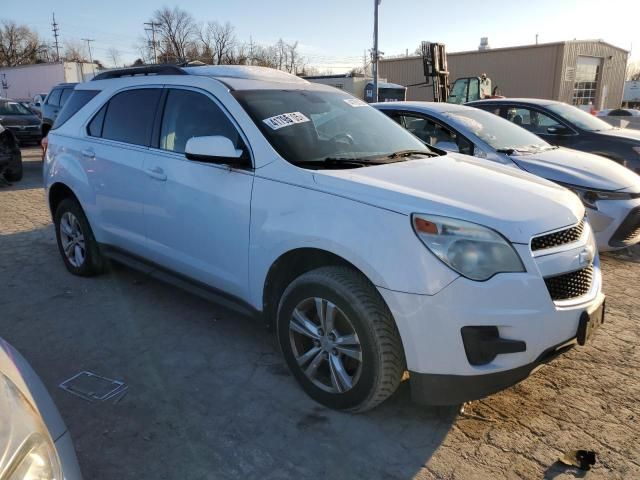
[292,157,395,169]
[386,149,438,159]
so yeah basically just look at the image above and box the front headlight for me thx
[564,186,640,209]
[412,214,524,281]
[0,374,62,480]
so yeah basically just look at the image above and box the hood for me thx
[313,153,584,244]
[596,127,640,143]
[510,147,640,192]
[0,114,40,126]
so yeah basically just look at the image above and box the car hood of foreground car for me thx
[313,152,584,244]
[509,147,640,192]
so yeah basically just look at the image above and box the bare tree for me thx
[627,61,640,81]
[0,20,40,67]
[107,47,121,68]
[200,21,236,64]
[150,6,198,62]
[63,40,88,62]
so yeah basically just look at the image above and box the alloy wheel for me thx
[59,211,86,268]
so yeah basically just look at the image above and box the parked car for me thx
[41,83,77,137]
[375,102,640,251]
[468,98,640,173]
[29,92,49,117]
[0,122,23,182]
[0,337,82,479]
[0,98,42,146]
[44,65,605,410]
[597,108,640,117]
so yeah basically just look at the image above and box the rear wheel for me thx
[277,266,405,412]
[54,198,104,276]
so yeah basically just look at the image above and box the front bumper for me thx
[6,126,42,143]
[379,235,605,405]
[588,198,640,250]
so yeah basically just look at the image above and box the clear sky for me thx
[4,0,639,71]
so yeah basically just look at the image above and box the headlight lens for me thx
[412,214,524,281]
[564,186,640,209]
[0,374,62,480]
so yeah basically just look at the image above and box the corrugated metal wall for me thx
[379,41,627,108]
[559,41,628,109]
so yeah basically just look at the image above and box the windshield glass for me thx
[546,103,614,131]
[0,101,33,115]
[444,109,550,153]
[233,89,432,165]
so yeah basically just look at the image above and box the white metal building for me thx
[0,62,99,100]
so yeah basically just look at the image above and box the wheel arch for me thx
[262,247,388,330]
[48,182,79,217]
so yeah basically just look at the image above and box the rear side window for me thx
[46,89,62,107]
[60,88,73,107]
[52,90,99,129]
[98,89,161,146]
[88,105,107,137]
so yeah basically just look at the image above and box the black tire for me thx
[54,197,104,276]
[4,158,23,182]
[276,266,405,412]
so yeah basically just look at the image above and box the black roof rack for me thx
[92,65,187,81]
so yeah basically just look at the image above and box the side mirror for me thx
[435,141,460,153]
[185,136,248,166]
[547,125,570,135]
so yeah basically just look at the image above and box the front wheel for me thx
[277,266,405,412]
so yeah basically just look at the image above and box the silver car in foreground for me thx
[376,102,640,251]
[0,337,82,479]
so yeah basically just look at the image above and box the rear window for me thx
[93,89,161,146]
[60,88,73,106]
[52,90,100,129]
[46,89,62,107]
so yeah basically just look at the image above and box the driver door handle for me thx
[146,166,167,181]
[81,148,95,159]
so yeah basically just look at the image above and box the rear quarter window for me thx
[52,90,100,130]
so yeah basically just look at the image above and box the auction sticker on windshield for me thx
[344,98,368,107]
[263,112,311,130]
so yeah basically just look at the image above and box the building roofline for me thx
[380,39,630,63]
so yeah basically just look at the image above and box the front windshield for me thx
[444,109,551,153]
[233,89,432,165]
[0,101,32,115]
[546,103,614,131]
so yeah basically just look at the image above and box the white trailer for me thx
[0,62,98,101]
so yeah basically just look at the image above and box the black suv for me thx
[468,98,640,173]
[42,83,77,137]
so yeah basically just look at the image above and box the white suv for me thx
[43,65,605,411]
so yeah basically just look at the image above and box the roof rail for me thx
[92,65,186,81]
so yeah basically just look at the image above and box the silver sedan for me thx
[375,101,640,251]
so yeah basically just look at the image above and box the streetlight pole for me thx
[373,0,380,103]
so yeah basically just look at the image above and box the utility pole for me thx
[52,13,61,62]
[144,22,159,64]
[372,0,380,103]
[82,38,95,76]
[249,36,255,66]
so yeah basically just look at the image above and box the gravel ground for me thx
[1,149,639,479]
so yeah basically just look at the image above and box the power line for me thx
[51,12,60,62]
[144,22,159,64]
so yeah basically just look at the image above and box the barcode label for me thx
[263,112,311,130]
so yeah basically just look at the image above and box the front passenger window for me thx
[160,89,241,154]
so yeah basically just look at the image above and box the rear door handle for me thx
[81,148,95,159]
[146,166,167,181]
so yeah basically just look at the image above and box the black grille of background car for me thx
[544,266,593,301]
[531,220,584,251]
[609,207,640,248]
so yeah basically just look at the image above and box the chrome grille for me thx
[544,266,593,301]
[531,220,584,252]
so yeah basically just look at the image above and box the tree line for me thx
[0,7,311,74]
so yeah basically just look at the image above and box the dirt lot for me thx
[1,150,639,479]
